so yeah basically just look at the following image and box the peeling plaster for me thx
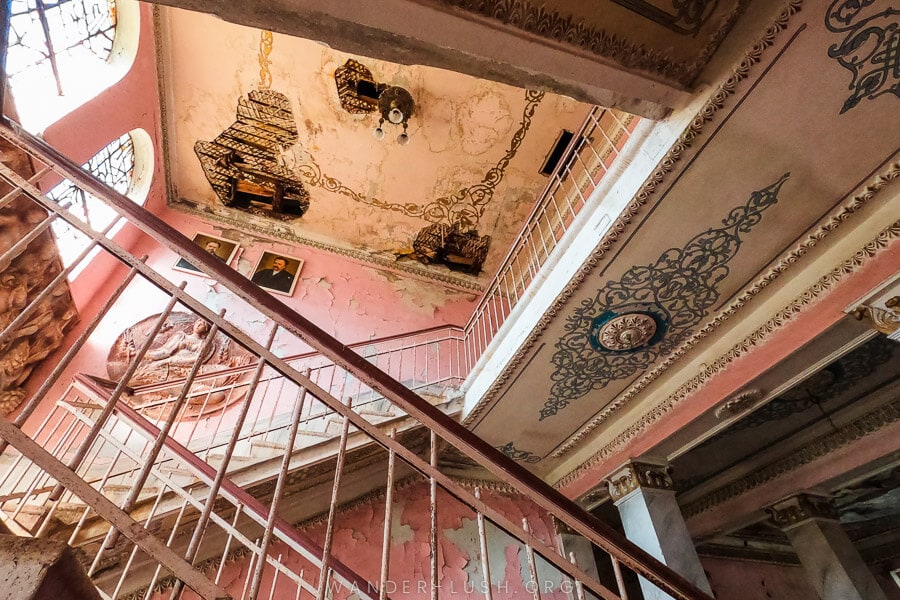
[457,90,513,156]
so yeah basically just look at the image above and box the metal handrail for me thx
[0,115,709,599]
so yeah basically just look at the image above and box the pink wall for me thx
[14,2,478,430]
[154,483,569,600]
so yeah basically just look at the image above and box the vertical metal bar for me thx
[169,326,279,600]
[100,309,226,553]
[241,543,260,600]
[611,556,629,600]
[112,482,171,599]
[268,554,283,600]
[48,284,185,501]
[569,552,587,600]
[379,430,396,600]
[247,377,309,600]
[316,415,351,600]
[474,487,494,600]
[522,519,542,600]
[430,430,438,600]
[215,504,245,585]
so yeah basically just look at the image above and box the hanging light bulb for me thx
[388,107,404,124]
[397,132,410,145]
[373,126,385,140]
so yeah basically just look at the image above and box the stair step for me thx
[249,439,287,450]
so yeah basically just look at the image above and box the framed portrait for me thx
[173,232,240,274]
[250,251,303,296]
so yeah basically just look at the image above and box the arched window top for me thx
[6,0,140,131]
[49,128,154,274]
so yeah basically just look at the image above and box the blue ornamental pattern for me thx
[541,173,791,421]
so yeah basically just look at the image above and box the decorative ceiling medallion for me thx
[195,90,310,221]
[592,312,659,351]
[541,173,791,421]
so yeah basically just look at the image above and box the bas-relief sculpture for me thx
[107,312,254,417]
[0,196,79,416]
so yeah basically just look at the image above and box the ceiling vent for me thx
[540,129,574,176]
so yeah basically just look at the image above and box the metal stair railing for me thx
[0,115,712,600]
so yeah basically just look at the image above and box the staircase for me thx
[0,110,713,600]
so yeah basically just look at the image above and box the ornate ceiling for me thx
[158,7,589,290]
[464,0,900,474]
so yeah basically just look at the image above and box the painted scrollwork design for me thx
[296,90,544,231]
[496,441,542,463]
[825,0,899,113]
[541,173,791,420]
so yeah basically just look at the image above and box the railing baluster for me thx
[247,375,309,600]
[474,487,494,600]
[430,430,439,600]
[47,284,185,502]
[317,415,351,600]
[169,325,279,600]
[523,519,542,600]
[379,430,396,600]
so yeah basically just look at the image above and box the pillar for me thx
[769,493,887,600]
[606,460,713,599]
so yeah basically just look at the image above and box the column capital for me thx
[768,493,839,529]
[605,460,674,502]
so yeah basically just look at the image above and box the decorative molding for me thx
[553,160,900,457]
[714,388,762,419]
[437,0,750,84]
[606,460,675,501]
[593,312,659,351]
[610,0,720,36]
[680,397,900,518]
[461,0,804,428]
[541,172,790,421]
[703,336,896,444]
[168,200,485,292]
[851,295,900,339]
[768,493,839,528]
[556,219,900,491]
[825,0,900,113]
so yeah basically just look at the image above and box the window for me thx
[5,0,139,131]
[49,131,135,270]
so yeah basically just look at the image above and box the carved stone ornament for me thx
[106,312,254,418]
[714,388,762,419]
[595,312,658,351]
[0,171,79,416]
[768,493,839,529]
[606,461,675,501]
[851,296,900,340]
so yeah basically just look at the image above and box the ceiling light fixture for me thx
[374,85,414,145]
[335,60,417,145]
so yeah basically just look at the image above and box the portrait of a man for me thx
[251,251,302,296]
[173,232,239,274]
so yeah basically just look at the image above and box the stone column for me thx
[555,519,601,599]
[606,460,713,600]
[769,493,887,600]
